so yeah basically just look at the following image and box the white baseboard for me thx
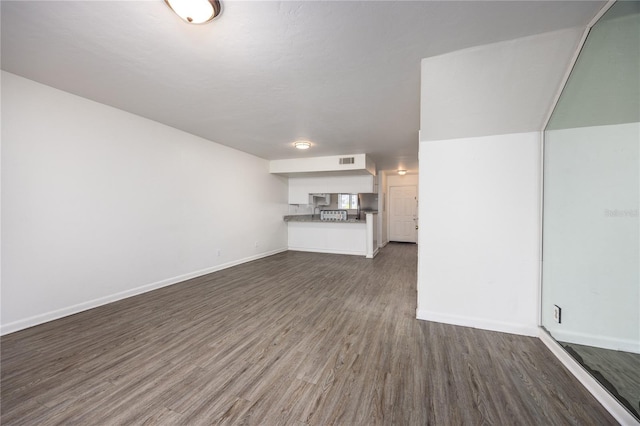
[546,328,640,355]
[0,248,288,336]
[416,309,539,337]
[288,247,366,256]
[366,247,380,259]
[539,329,640,425]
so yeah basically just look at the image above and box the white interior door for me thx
[389,185,417,243]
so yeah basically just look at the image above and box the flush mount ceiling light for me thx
[165,0,221,24]
[293,141,311,150]
[397,170,407,175]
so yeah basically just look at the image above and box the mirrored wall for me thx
[542,1,639,420]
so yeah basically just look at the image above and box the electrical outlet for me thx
[217,249,221,257]
[553,305,561,324]
[254,241,259,248]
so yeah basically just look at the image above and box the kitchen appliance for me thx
[320,210,348,221]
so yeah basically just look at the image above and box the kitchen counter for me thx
[283,212,378,223]
[283,214,361,223]
[286,212,379,258]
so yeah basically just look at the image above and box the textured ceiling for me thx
[1,1,605,172]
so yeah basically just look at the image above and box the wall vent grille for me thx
[339,157,355,165]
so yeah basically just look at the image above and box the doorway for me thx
[389,185,418,243]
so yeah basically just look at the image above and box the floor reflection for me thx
[561,342,640,420]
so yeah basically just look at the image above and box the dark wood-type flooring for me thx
[1,243,617,425]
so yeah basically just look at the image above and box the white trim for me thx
[288,247,365,256]
[539,329,640,425]
[537,131,545,328]
[365,247,379,259]
[365,213,379,259]
[416,309,538,337]
[587,1,617,29]
[0,248,287,336]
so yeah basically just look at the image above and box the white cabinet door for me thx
[288,175,376,204]
[289,185,312,204]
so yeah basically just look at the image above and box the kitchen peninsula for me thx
[269,154,380,258]
[285,212,379,258]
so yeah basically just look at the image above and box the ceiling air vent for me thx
[339,157,355,165]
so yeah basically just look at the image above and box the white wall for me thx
[420,28,583,142]
[543,122,639,353]
[416,28,581,336]
[387,174,418,189]
[1,71,289,334]
[417,132,540,336]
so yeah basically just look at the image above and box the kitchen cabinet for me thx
[287,213,378,258]
[288,221,367,255]
[288,175,377,204]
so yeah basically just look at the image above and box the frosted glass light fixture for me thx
[293,141,311,150]
[397,169,407,175]
[165,0,221,24]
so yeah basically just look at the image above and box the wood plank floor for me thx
[2,243,617,425]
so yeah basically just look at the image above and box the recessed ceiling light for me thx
[293,141,311,150]
[398,170,407,175]
[165,0,221,24]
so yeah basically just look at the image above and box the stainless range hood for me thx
[310,193,330,205]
